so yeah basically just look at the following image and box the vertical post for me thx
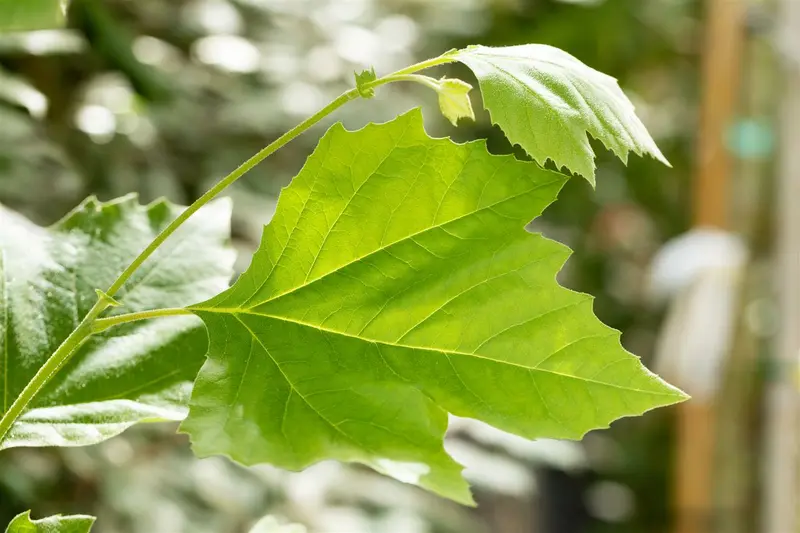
[693,0,744,228]
[764,0,800,530]
[675,1,744,533]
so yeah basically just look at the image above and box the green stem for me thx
[0,51,458,447]
[378,74,442,92]
[380,52,457,78]
[0,299,110,443]
[103,52,457,299]
[103,91,358,298]
[92,308,193,333]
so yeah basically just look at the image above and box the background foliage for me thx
[0,0,699,531]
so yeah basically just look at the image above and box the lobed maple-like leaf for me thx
[5,511,94,533]
[0,195,234,449]
[182,109,685,503]
[454,44,669,184]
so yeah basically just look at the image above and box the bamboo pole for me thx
[692,0,745,228]
[674,1,744,533]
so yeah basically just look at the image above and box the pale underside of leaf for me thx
[5,395,187,449]
[0,195,234,449]
[182,109,685,503]
[455,44,669,184]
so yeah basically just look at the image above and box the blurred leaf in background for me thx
[0,0,68,32]
[0,196,234,451]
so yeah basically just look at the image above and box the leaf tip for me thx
[653,148,672,168]
[673,387,691,403]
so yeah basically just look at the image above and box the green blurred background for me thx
[0,0,785,532]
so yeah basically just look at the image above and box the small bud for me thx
[437,78,475,127]
[355,67,378,99]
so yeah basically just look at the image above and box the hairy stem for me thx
[377,74,443,91]
[92,308,194,333]
[0,52,458,446]
[0,299,109,443]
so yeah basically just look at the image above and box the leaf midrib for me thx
[211,175,563,314]
[194,307,678,398]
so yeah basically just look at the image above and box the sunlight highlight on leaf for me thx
[0,196,234,449]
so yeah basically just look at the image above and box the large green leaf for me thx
[454,44,669,184]
[0,0,66,32]
[182,109,685,503]
[0,195,234,449]
[6,511,94,533]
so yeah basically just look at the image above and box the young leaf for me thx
[0,195,234,449]
[355,67,378,99]
[6,511,95,533]
[454,44,669,184]
[182,109,686,503]
[437,78,475,127]
[0,0,67,32]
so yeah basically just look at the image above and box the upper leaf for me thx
[454,44,669,184]
[0,0,67,32]
[182,109,685,503]
[6,511,94,533]
[0,195,235,449]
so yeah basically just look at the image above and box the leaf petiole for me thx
[377,73,441,91]
[91,308,194,333]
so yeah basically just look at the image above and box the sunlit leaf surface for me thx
[183,110,685,503]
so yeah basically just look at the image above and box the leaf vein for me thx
[200,309,678,397]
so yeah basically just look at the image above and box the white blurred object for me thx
[448,416,586,472]
[445,439,535,497]
[183,0,244,35]
[649,228,748,400]
[192,35,261,73]
[248,516,307,533]
[585,480,635,523]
